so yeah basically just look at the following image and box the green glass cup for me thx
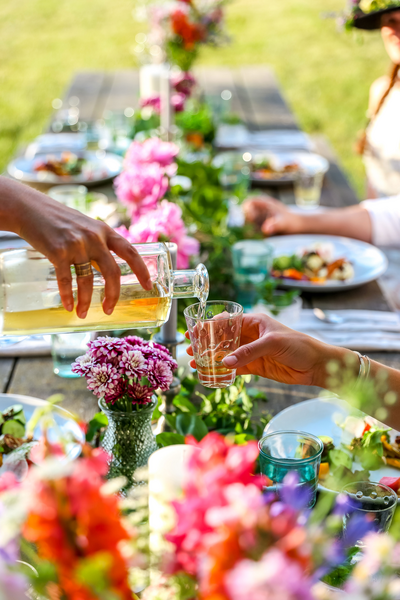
[259,430,323,508]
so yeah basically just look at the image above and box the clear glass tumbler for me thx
[184,300,243,389]
[258,430,324,508]
[231,240,273,310]
[342,481,397,539]
[51,332,93,378]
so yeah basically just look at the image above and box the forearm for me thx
[295,205,373,243]
[0,177,48,235]
[313,342,400,431]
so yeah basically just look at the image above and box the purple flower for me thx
[171,71,196,97]
[128,382,154,404]
[343,512,375,547]
[147,359,174,391]
[171,92,186,112]
[124,335,147,348]
[87,363,122,400]
[87,336,127,364]
[119,349,147,379]
[140,95,161,113]
[281,471,312,511]
[333,492,352,516]
[71,351,95,375]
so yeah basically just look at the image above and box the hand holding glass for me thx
[184,301,243,388]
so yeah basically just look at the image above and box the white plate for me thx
[0,393,84,459]
[268,234,388,292]
[264,397,400,495]
[7,151,123,187]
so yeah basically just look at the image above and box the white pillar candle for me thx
[148,445,198,559]
[139,64,164,99]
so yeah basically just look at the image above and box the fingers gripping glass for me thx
[184,300,243,389]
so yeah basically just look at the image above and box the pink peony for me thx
[140,95,161,113]
[114,163,168,217]
[171,92,186,112]
[124,137,179,169]
[116,200,199,269]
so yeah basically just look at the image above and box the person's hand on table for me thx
[186,313,354,389]
[0,177,152,318]
[243,196,302,236]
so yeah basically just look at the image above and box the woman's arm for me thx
[0,177,152,318]
[243,196,373,242]
[186,313,400,430]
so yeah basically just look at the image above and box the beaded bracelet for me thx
[354,351,371,381]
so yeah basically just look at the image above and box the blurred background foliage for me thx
[0,0,389,197]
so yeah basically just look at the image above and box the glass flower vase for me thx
[99,397,158,488]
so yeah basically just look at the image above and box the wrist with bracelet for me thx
[354,351,371,381]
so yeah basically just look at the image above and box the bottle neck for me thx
[172,264,209,302]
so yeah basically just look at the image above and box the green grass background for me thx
[0,0,390,196]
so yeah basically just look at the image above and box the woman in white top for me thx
[350,2,400,197]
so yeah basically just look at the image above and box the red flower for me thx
[171,9,205,50]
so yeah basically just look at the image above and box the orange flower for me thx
[23,447,133,600]
[171,10,205,49]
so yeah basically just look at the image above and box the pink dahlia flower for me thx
[147,358,174,391]
[86,363,122,400]
[119,349,147,379]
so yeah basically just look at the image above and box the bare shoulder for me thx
[369,76,391,113]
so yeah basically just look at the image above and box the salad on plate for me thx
[272,242,354,284]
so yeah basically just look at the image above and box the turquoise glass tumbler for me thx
[258,430,323,508]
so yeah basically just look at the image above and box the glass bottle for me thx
[0,242,209,336]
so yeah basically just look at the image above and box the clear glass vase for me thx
[99,397,158,488]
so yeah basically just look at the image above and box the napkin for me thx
[215,126,313,151]
[0,336,52,357]
[295,309,400,352]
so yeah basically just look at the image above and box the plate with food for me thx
[0,393,85,479]
[7,150,123,186]
[264,397,400,498]
[213,150,328,186]
[267,234,388,292]
[250,151,328,184]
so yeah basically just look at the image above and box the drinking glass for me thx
[184,300,243,389]
[342,481,397,540]
[258,430,324,508]
[48,185,88,213]
[51,332,93,378]
[231,240,274,310]
[293,154,329,209]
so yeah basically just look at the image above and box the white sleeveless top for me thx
[364,82,400,198]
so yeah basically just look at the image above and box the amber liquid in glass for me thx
[3,283,171,335]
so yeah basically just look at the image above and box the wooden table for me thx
[2,66,400,420]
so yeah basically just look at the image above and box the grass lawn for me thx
[0,0,390,196]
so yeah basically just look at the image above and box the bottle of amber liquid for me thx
[0,242,209,336]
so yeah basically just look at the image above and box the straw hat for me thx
[349,0,400,29]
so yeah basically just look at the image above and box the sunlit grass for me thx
[0,0,390,196]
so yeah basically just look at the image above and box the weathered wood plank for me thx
[0,359,15,393]
[194,67,249,126]
[103,70,140,113]
[7,358,98,421]
[57,71,106,123]
[239,66,299,131]
[310,280,391,313]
